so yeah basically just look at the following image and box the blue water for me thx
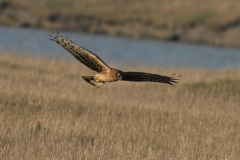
[0,26,240,70]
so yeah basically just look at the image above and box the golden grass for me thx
[7,0,240,27]
[0,53,240,159]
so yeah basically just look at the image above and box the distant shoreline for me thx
[1,1,240,47]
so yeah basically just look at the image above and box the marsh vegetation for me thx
[0,54,240,159]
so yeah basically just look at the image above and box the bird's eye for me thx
[116,73,121,78]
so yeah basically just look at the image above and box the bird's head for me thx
[113,69,123,80]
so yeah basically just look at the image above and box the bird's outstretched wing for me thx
[122,72,179,85]
[49,32,110,73]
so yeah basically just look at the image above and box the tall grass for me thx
[0,54,240,159]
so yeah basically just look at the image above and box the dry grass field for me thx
[0,53,240,159]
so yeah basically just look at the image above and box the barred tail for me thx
[82,76,105,88]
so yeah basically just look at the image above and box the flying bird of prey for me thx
[49,32,180,88]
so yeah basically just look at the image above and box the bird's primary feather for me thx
[122,72,179,85]
[49,32,110,73]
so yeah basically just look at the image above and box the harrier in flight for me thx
[49,32,179,88]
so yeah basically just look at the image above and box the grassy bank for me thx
[5,0,240,27]
[0,54,240,159]
[2,0,240,46]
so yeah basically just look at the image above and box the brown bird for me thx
[49,32,180,88]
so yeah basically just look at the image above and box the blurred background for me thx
[0,0,240,69]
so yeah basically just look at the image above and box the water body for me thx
[0,26,240,70]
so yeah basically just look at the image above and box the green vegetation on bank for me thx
[2,0,240,46]
[5,0,240,28]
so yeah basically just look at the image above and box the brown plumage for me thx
[49,32,180,88]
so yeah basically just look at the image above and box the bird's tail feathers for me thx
[82,76,105,88]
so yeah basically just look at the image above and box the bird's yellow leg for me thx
[94,74,100,83]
